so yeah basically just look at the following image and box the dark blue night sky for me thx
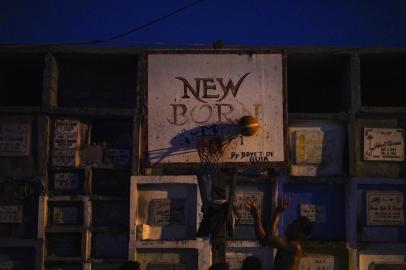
[1,0,406,47]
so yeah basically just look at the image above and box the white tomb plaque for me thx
[53,207,78,224]
[364,128,404,161]
[367,192,404,226]
[0,123,31,156]
[300,204,326,222]
[0,205,23,223]
[234,191,263,224]
[108,148,130,167]
[53,119,80,150]
[52,149,79,167]
[295,130,324,164]
[149,199,186,226]
[54,172,79,190]
[299,254,335,270]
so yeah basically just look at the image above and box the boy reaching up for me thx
[246,197,312,270]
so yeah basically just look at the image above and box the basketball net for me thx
[196,135,234,174]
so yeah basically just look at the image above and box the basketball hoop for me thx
[195,128,238,264]
[196,135,234,173]
[196,133,236,243]
[195,116,257,169]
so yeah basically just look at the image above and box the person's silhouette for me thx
[246,197,312,270]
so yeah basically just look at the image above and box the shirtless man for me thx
[246,197,312,270]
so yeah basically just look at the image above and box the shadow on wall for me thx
[148,123,239,163]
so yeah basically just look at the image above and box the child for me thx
[246,197,312,270]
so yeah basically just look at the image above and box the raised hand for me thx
[245,199,259,218]
[276,197,290,213]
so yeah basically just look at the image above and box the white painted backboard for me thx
[146,51,287,166]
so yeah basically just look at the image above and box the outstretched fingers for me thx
[245,199,259,218]
[245,199,256,210]
[276,196,290,211]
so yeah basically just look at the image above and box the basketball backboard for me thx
[145,50,287,167]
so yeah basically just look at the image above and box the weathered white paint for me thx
[147,53,285,165]
[129,176,209,270]
[133,185,197,240]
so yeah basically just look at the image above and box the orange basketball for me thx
[238,115,260,137]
